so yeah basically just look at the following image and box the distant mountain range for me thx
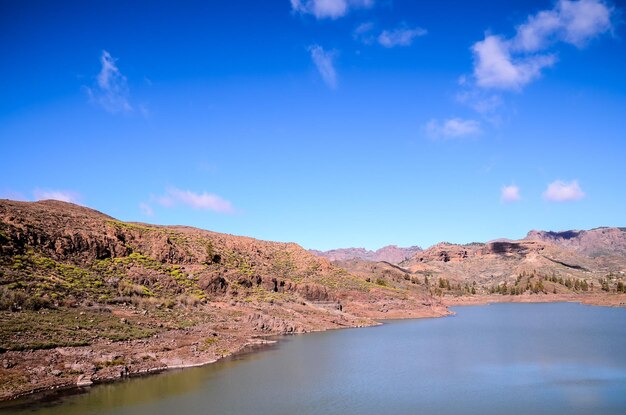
[311,227,626,266]
[315,227,626,296]
[310,245,422,264]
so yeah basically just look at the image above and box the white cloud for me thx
[33,189,82,204]
[472,35,556,90]
[470,0,614,91]
[86,50,133,113]
[501,184,521,203]
[513,9,563,52]
[309,45,338,88]
[378,26,427,48]
[425,118,482,139]
[558,0,614,46]
[513,0,613,51]
[139,202,154,217]
[157,188,234,214]
[291,0,373,19]
[456,89,503,114]
[542,180,586,202]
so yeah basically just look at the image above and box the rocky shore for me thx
[0,300,448,403]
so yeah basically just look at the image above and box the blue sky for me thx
[1,0,625,250]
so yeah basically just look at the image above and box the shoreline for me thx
[441,292,626,308]
[0,336,284,411]
[0,307,442,407]
[1,294,624,408]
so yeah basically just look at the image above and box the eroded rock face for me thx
[407,240,549,264]
[411,244,471,263]
[480,241,545,257]
[200,275,229,294]
[245,312,304,333]
[296,283,331,301]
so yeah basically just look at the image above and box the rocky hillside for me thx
[0,200,343,310]
[311,245,422,264]
[0,199,439,320]
[399,236,626,297]
[0,200,443,401]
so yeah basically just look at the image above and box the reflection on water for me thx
[2,303,625,415]
[0,342,280,415]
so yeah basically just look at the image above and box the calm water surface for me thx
[3,302,626,415]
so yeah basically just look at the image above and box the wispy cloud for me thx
[501,184,521,203]
[86,50,133,113]
[543,180,586,202]
[309,45,338,88]
[470,0,614,91]
[33,189,82,204]
[353,22,375,43]
[139,202,154,217]
[353,23,427,47]
[291,0,374,19]
[378,26,427,48]
[425,118,482,139]
[455,89,503,115]
[156,187,235,214]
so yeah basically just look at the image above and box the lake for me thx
[2,302,626,415]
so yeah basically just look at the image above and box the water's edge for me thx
[2,297,623,409]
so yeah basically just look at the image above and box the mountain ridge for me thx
[310,245,423,264]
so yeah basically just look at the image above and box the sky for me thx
[1,0,625,251]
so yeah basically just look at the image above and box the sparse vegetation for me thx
[0,309,158,352]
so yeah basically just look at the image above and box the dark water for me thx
[3,303,626,415]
